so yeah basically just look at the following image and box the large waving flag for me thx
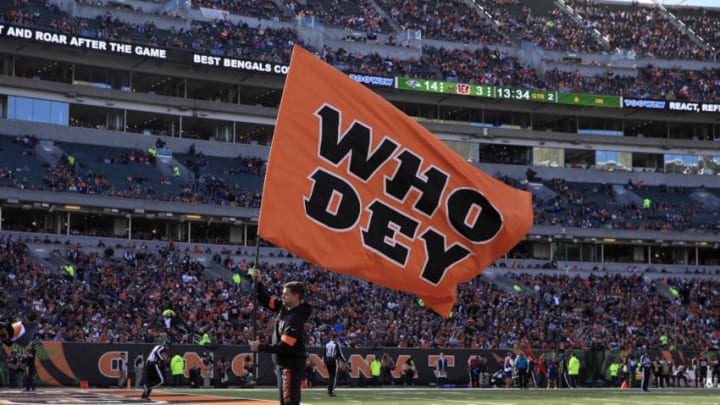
[258,46,533,316]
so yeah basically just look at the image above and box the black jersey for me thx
[256,282,312,368]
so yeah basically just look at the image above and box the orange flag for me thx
[259,46,533,316]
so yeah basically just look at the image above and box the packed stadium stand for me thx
[2,0,719,100]
[3,231,719,354]
[1,0,720,381]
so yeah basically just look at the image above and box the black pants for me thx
[143,362,165,397]
[325,359,338,394]
[276,364,304,405]
[25,367,36,391]
[382,369,393,385]
[8,369,18,388]
[173,373,183,387]
[641,367,651,391]
[517,368,528,388]
[562,371,572,388]
[470,372,480,388]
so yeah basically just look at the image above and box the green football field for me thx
[174,387,720,405]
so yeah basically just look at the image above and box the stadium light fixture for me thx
[64,205,82,210]
[602,238,616,243]
[185,214,202,220]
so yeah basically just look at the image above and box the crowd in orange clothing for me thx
[2,235,718,354]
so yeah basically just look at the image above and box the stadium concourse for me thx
[0,134,718,234]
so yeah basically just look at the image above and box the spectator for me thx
[402,355,416,386]
[568,352,580,388]
[516,352,529,389]
[170,353,185,386]
[118,353,128,388]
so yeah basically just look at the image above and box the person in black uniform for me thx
[141,340,171,401]
[23,342,36,391]
[640,351,651,392]
[323,333,347,396]
[694,352,708,388]
[250,269,312,405]
[7,349,21,388]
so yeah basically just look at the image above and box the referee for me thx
[640,351,651,392]
[324,333,347,396]
[142,340,171,401]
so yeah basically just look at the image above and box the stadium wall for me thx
[0,119,271,160]
[0,343,698,388]
[477,163,717,188]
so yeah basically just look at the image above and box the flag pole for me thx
[252,218,260,383]
[252,228,260,341]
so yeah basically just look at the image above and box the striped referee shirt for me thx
[325,340,346,362]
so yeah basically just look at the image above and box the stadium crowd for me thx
[1,235,718,355]
[669,6,720,51]
[532,179,720,233]
[565,0,713,60]
[475,0,609,53]
[2,0,719,102]
[373,0,506,44]
[285,0,390,34]
[0,134,262,208]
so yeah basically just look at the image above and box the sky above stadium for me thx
[609,0,719,7]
